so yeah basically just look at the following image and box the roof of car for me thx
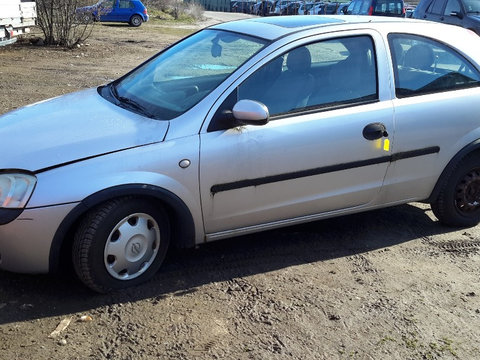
[211,15,424,41]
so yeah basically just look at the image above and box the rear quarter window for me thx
[389,34,480,97]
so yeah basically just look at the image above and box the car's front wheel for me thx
[129,14,143,27]
[72,197,170,293]
[431,154,480,227]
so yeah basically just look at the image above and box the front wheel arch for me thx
[73,196,170,292]
[49,184,196,275]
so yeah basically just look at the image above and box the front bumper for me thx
[0,203,77,274]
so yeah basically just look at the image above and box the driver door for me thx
[199,35,394,236]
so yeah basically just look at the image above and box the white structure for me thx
[0,0,37,46]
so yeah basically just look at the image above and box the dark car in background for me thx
[413,0,480,35]
[231,0,255,12]
[77,0,149,27]
[282,1,301,14]
[346,0,405,16]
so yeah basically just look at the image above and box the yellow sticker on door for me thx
[383,138,390,152]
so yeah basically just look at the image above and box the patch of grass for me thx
[148,25,196,38]
[148,8,174,20]
[403,336,419,350]
[377,335,396,345]
[401,332,420,350]
[148,7,197,24]
[437,337,457,357]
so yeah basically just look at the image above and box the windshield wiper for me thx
[110,84,155,118]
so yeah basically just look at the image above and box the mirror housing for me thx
[232,99,269,126]
[450,11,464,19]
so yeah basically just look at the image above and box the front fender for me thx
[48,184,197,273]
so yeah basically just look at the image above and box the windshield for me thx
[109,29,267,120]
[464,0,480,13]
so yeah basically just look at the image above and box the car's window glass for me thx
[119,0,133,8]
[236,35,377,117]
[359,0,372,14]
[389,34,480,98]
[111,29,267,120]
[464,0,480,12]
[374,0,404,15]
[444,0,461,14]
[427,0,445,14]
[347,0,364,13]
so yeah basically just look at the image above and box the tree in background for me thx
[144,0,204,20]
[36,0,94,47]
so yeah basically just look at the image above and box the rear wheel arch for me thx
[49,184,196,274]
[129,14,143,27]
[428,139,480,204]
[428,140,480,226]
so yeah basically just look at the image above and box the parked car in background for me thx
[346,0,405,16]
[253,0,275,15]
[2,16,480,293]
[413,0,480,35]
[282,1,301,14]
[336,1,352,13]
[298,1,316,14]
[77,0,149,26]
[404,3,416,17]
[311,2,342,14]
[231,0,255,13]
[273,0,295,14]
[0,0,36,46]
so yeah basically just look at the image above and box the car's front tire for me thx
[129,14,143,27]
[72,197,170,293]
[431,154,480,227]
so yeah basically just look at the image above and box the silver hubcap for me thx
[104,213,160,280]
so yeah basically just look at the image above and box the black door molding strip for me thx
[211,146,440,195]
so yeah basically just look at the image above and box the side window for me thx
[388,34,480,98]
[347,0,364,14]
[359,0,372,14]
[237,46,314,115]
[444,0,461,15]
[374,0,403,15]
[236,35,377,117]
[119,0,131,8]
[427,0,445,14]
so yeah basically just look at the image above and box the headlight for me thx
[0,173,37,209]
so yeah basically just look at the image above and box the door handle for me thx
[363,123,388,141]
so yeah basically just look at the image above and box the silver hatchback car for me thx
[2,16,480,292]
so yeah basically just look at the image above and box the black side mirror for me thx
[450,11,464,19]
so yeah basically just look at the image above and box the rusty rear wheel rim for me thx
[455,169,480,214]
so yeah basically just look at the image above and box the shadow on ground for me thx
[0,203,456,324]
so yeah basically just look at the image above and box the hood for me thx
[0,88,169,172]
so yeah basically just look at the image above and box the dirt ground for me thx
[1,12,480,360]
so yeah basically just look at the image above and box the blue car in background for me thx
[78,0,149,27]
